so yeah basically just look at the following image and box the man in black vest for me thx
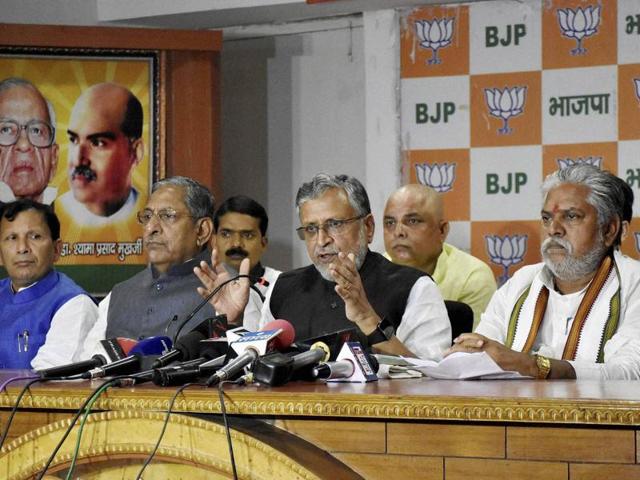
[196,174,451,359]
[78,176,217,358]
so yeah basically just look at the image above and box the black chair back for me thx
[444,300,474,342]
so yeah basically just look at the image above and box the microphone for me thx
[152,355,226,387]
[311,342,379,383]
[171,273,260,343]
[312,356,379,380]
[152,331,206,368]
[80,354,142,379]
[293,327,357,361]
[253,341,330,386]
[99,337,138,361]
[36,356,106,379]
[35,336,140,379]
[206,349,259,386]
[207,319,295,387]
[129,336,172,356]
[260,319,296,351]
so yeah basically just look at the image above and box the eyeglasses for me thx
[0,119,55,148]
[137,208,196,226]
[296,214,366,240]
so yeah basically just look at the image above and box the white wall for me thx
[222,22,367,271]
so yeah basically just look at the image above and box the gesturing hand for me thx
[330,252,379,334]
[194,248,250,325]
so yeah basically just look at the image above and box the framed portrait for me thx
[0,47,162,294]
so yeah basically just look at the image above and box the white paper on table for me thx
[402,351,530,380]
[377,363,424,379]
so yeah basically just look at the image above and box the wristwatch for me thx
[366,317,395,345]
[535,354,551,379]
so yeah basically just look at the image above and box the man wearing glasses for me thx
[56,82,145,227]
[0,77,59,204]
[197,174,451,360]
[78,176,218,358]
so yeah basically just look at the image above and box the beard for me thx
[540,234,608,283]
[314,227,369,282]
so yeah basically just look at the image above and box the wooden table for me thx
[1,371,640,479]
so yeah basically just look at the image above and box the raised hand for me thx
[330,252,379,334]
[194,248,250,325]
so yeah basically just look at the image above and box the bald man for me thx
[57,83,144,226]
[383,184,497,326]
[0,78,58,204]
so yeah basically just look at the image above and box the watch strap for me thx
[366,318,394,345]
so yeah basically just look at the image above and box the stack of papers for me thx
[375,352,529,380]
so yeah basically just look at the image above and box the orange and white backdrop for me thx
[400,0,640,284]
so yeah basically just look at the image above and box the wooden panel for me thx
[387,423,505,458]
[335,453,442,480]
[570,464,640,480]
[0,411,50,441]
[446,458,568,480]
[508,426,635,463]
[274,419,385,453]
[0,23,221,51]
[166,49,222,199]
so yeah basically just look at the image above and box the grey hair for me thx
[541,164,629,247]
[0,77,56,141]
[152,176,215,220]
[295,173,371,216]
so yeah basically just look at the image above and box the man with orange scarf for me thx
[449,164,640,380]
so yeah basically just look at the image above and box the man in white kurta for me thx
[475,249,640,379]
[450,164,640,380]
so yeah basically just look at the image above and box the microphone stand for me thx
[171,273,258,344]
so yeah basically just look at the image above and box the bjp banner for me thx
[400,0,640,285]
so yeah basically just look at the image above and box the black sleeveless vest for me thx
[268,251,426,345]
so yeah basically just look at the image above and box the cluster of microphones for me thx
[35,316,380,387]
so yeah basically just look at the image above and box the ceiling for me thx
[2,0,472,31]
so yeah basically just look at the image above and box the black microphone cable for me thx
[0,376,49,451]
[135,381,204,479]
[35,375,139,480]
[218,379,247,480]
[135,376,249,480]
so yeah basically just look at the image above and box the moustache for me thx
[71,165,97,182]
[541,237,573,255]
[225,247,248,258]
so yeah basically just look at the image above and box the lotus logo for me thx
[557,156,602,170]
[634,78,640,103]
[415,162,456,193]
[484,86,527,135]
[557,5,601,56]
[486,234,527,285]
[415,18,454,65]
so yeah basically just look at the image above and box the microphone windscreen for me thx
[117,337,138,356]
[261,319,295,350]
[129,336,173,356]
